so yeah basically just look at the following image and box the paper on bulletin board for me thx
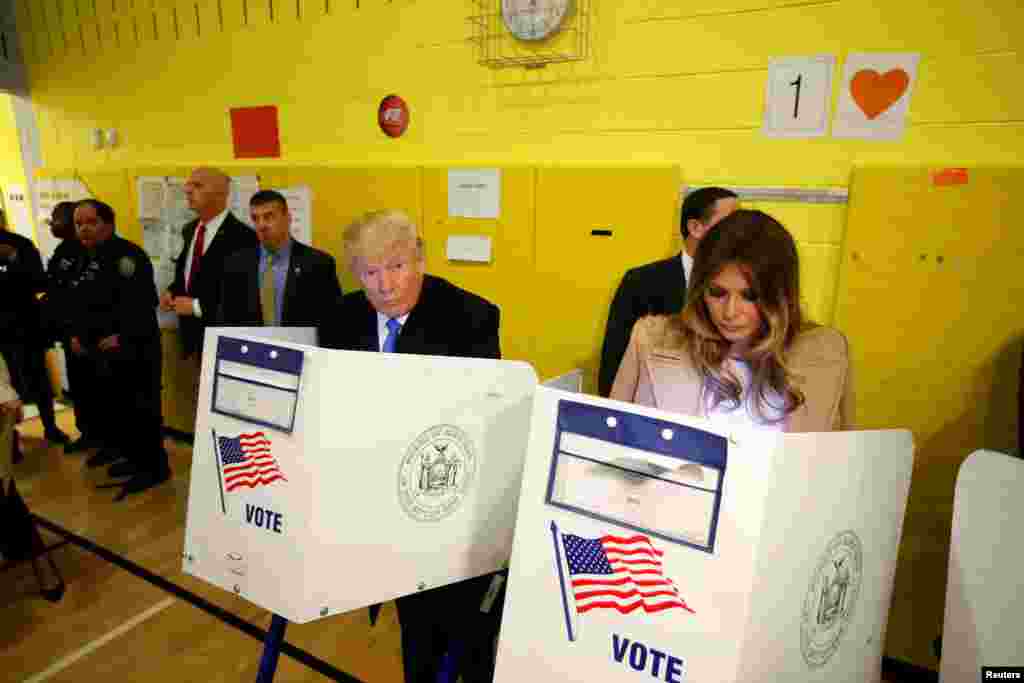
[274,186,312,245]
[230,176,260,227]
[448,168,501,219]
[5,185,35,240]
[832,52,920,140]
[136,176,196,329]
[138,176,166,221]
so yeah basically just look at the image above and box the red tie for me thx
[186,221,206,293]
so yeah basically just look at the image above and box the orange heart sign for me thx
[850,68,910,119]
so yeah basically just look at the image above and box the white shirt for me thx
[183,208,230,317]
[681,250,694,288]
[376,312,410,352]
[705,359,785,433]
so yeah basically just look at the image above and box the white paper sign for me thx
[832,52,920,140]
[230,176,260,227]
[5,185,34,240]
[273,186,312,245]
[762,55,834,138]
[448,168,501,219]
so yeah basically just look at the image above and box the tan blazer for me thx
[609,316,855,432]
[1,353,19,480]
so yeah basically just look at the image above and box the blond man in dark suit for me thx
[324,209,502,683]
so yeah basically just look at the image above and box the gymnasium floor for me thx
[2,409,401,682]
[2,409,926,682]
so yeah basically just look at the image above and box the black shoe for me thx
[107,461,139,478]
[66,436,102,453]
[115,467,171,501]
[86,449,124,468]
[44,428,71,445]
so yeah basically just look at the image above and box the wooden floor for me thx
[3,409,402,682]
[1,409,930,682]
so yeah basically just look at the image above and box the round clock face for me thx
[501,0,572,42]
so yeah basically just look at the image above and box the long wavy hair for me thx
[667,210,810,422]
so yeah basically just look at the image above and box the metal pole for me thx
[255,614,288,683]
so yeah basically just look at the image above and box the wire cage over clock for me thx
[468,0,591,68]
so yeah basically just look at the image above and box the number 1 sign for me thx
[762,55,834,138]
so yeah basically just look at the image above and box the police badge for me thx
[118,256,136,278]
[397,425,477,522]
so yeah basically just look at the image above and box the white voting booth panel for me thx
[183,329,537,624]
[939,450,1024,683]
[495,387,913,683]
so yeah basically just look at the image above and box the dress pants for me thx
[90,341,168,475]
[65,345,100,439]
[395,572,504,683]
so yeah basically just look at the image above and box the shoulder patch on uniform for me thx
[118,255,136,277]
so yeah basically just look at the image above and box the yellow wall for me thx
[15,0,1024,672]
[14,1,1024,176]
[0,92,30,233]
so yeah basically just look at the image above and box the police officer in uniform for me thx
[69,200,169,499]
[42,201,99,453]
[0,209,70,458]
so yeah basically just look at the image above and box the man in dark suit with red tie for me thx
[213,189,342,341]
[323,209,502,682]
[160,167,258,357]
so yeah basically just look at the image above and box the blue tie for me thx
[382,318,401,353]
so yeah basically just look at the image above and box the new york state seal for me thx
[397,425,477,522]
[800,530,863,668]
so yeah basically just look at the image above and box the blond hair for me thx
[679,209,811,423]
[343,209,424,271]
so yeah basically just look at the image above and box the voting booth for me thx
[495,387,913,683]
[182,329,538,625]
[939,450,1024,683]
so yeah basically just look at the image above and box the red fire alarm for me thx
[378,95,409,138]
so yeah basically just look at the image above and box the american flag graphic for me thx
[218,432,287,492]
[560,531,695,615]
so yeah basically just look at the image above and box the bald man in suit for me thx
[160,167,258,357]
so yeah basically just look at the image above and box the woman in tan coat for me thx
[610,209,853,433]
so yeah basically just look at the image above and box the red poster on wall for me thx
[230,106,281,158]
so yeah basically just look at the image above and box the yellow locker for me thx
[835,166,1024,669]
[533,166,681,389]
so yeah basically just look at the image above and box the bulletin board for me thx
[834,166,1024,670]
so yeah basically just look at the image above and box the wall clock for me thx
[501,0,572,42]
